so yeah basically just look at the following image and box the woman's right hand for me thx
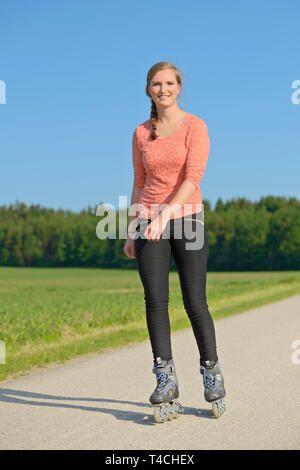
[124,236,136,259]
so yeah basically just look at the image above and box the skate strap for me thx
[152,364,174,374]
[200,363,222,374]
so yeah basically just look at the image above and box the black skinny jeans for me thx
[134,211,218,363]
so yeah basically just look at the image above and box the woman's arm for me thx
[160,118,210,222]
[127,186,143,236]
[160,179,197,220]
[143,179,196,241]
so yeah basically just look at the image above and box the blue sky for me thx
[1,0,299,213]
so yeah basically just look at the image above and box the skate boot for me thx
[150,357,184,423]
[200,359,226,418]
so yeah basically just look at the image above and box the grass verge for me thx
[0,268,299,382]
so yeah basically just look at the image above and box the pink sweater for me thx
[132,111,210,220]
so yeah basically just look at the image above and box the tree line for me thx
[0,195,299,270]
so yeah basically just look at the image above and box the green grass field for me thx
[0,267,299,382]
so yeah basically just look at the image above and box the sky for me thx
[0,0,299,214]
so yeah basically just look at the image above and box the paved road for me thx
[0,296,299,450]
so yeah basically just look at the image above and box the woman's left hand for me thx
[143,212,169,241]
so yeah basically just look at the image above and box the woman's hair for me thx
[145,61,183,140]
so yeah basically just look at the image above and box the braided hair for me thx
[150,99,158,140]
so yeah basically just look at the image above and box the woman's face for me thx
[148,69,181,109]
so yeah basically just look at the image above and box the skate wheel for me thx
[153,406,163,423]
[153,406,168,423]
[153,402,183,423]
[212,399,226,419]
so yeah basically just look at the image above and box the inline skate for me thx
[150,357,184,423]
[200,359,226,418]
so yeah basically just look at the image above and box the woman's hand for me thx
[143,212,169,242]
[123,236,136,259]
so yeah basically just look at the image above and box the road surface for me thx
[0,295,299,450]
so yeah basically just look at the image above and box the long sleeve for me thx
[132,127,146,188]
[184,118,210,189]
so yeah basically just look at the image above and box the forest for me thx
[0,195,299,271]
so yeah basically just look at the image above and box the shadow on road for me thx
[0,387,214,425]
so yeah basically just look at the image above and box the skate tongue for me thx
[153,357,174,374]
[154,357,170,367]
[201,360,216,370]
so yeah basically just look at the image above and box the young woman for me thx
[124,61,225,422]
